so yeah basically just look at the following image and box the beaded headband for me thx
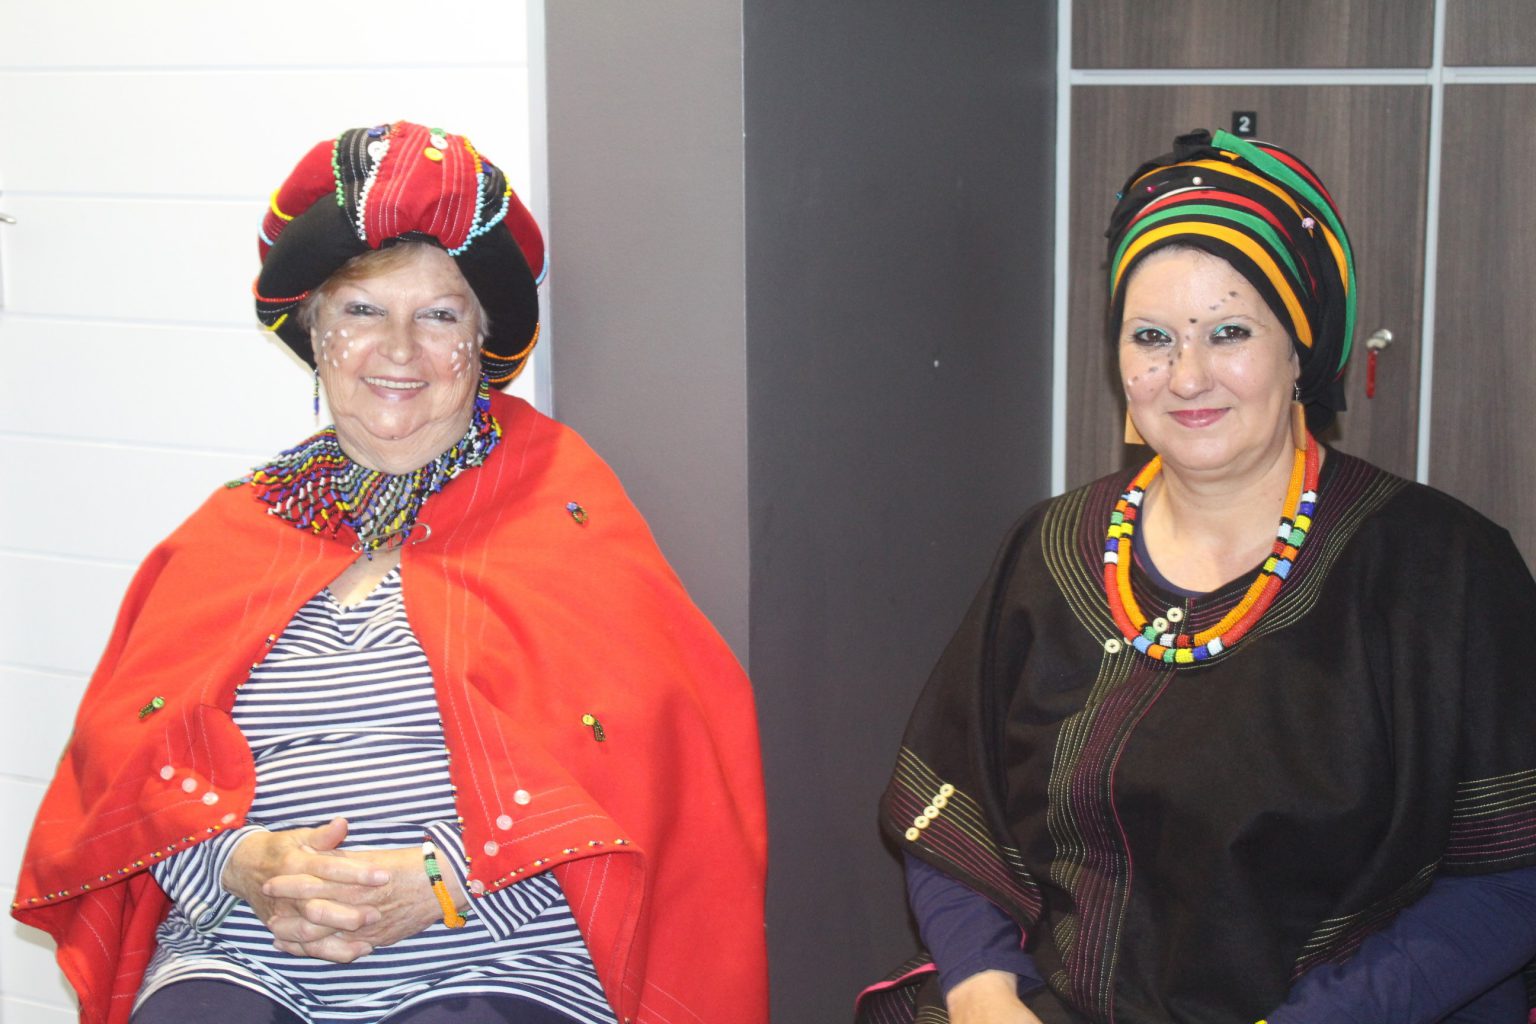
[1105,129,1356,425]
[255,121,546,385]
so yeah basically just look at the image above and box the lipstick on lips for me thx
[1168,408,1228,428]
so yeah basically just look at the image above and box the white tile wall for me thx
[0,70,532,197]
[0,669,86,779]
[0,438,269,561]
[0,320,314,452]
[0,3,540,1019]
[0,556,133,676]
[0,0,527,68]
[3,893,78,1007]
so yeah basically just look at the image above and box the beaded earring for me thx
[1124,410,1147,446]
[313,369,322,424]
[474,369,492,415]
[1290,382,1306,450]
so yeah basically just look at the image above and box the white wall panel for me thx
[0,69,532,198]
[0,669,85,780]
[0,779,47,893]
[0,320,313,451]
[0,1,543,1013]
[1,892,75,1011]
[2,197,256,323]
[0,0,527,69]
[0,994,76,1024]
[0,555,132,676]
[0,439,262,563]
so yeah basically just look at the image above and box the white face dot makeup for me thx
[447,336,476,378]
[1117,248,1298,479]
[312,245,487,474]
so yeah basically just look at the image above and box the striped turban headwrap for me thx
[1105,129,1356,426]
[255,121,546,386]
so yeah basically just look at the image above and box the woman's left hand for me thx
[261,845,465,956]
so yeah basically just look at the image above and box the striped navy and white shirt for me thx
[137,567,613,1024]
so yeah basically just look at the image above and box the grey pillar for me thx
[547,3,1056,1017]
[544,2,750,659]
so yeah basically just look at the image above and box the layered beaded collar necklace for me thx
[250,395,501,555]
[1102,433,1321,664]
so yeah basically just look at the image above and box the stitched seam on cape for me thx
[1043,646,1171,1018]
[1247,467,1405,643]
[1292,860,1437,977]
[1042,484,1119,642]
[642,978,708,1024]
[1447,768,1536,868]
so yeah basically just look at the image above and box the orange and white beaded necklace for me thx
[1102,432,1321,664]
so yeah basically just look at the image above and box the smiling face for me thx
[1119,247,1300,482]
[311,245,483,474]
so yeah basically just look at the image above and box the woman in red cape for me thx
[13,121,767,1024]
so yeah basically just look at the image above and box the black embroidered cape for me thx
[859,452,1536,1024]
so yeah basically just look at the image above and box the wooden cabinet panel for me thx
[1431,85,1536,565]
[1067,86,1429,488]
[1073,0,1433,68]
[1445,0,1536,65]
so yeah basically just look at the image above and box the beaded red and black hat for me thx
[255,121,546,385]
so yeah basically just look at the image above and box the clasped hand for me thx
[220,817,460,963]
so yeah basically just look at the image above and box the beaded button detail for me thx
[1103,433,1321,664]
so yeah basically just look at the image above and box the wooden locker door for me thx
[1073,0,1433,68]
[1431,85,1536,567]
[1445,0,1536,65]
[1066,86,1430,488]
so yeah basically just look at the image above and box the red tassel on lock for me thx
[1363,329,1392,400]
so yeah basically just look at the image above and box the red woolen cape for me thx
[12,393,768,1024]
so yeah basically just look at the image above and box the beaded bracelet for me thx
[421,840,467,929]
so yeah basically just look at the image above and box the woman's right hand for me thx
[220,817,389,963]
[946,970,1046,1024]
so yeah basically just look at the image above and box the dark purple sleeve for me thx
[904,853,1045,998]
[1267,866,1536,1024]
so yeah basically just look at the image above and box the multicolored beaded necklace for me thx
[1102,432,1321,664]
[250,388,500,555]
